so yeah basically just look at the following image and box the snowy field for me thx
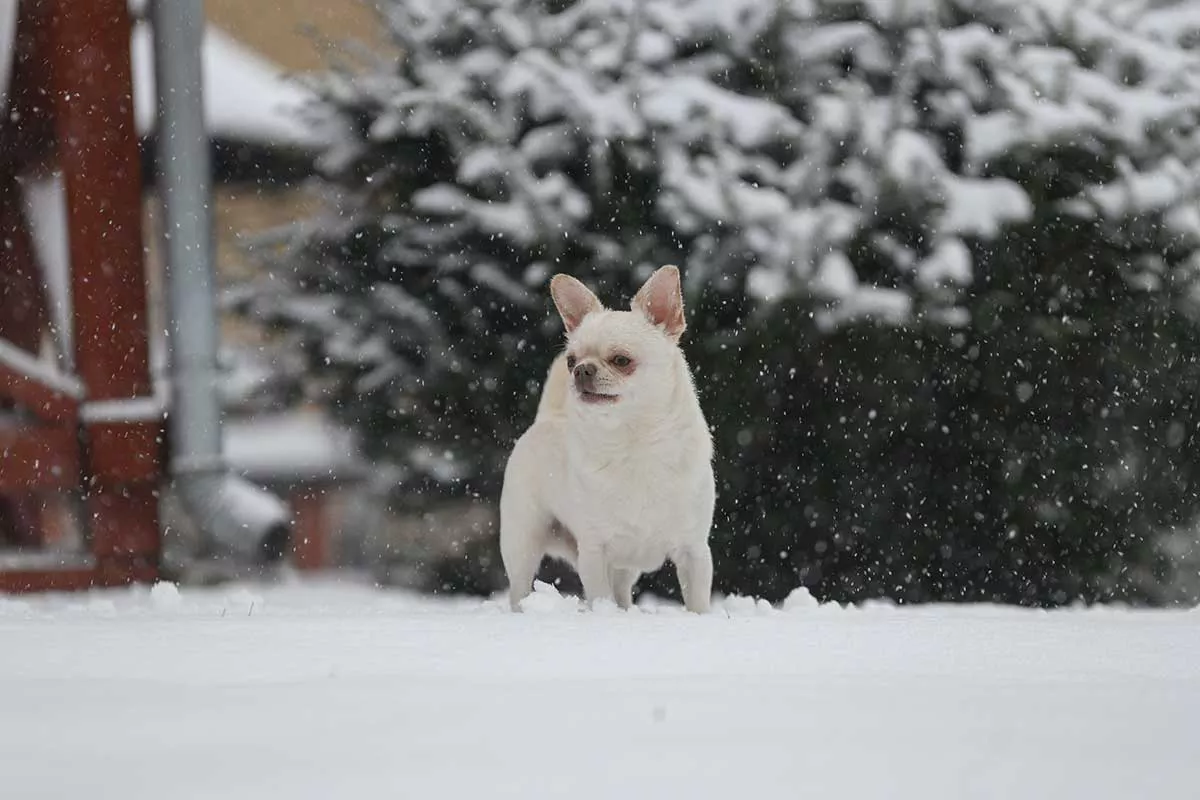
[3,577,1198,800]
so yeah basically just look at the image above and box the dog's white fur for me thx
[499,265,716,613]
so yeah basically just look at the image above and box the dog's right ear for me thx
[550,274,602,334]
[632,264,686,341]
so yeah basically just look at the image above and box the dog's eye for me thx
[566,355,577,370]
[611,355,632,368]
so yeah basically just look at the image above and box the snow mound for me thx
[149,580,183,610]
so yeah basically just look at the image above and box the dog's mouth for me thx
[577,388,619,405]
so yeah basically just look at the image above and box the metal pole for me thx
[151,0,290,563]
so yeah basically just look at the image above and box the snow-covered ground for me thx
[3,577,1198,800]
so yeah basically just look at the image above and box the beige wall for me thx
[199,2,392,334]
[206,0,391,73]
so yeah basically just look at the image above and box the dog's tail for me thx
[535,352,569,420]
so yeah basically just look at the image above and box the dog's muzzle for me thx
[573,362,617,403]
[573,362,598,391]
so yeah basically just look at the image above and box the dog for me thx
[499,265,716,613]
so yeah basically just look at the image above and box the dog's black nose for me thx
[573,362,597,381]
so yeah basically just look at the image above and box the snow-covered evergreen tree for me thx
[242,0,1200,604]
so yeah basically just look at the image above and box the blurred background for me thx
[4,0,1200,607]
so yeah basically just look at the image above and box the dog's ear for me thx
[632,265,686,340]
[550,274,603,334]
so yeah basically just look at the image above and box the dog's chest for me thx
[558,442,710,568]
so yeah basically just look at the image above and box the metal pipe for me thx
[151,0,290,564]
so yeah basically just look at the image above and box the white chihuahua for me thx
[499,265,716,613]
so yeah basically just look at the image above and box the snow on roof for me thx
[223,410,367,485]
[129,20,327,149]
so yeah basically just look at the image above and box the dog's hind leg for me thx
[499,492,551,612]
[500,525,546,612]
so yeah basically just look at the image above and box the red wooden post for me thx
[44,0,162,585]
[289,488,330,570]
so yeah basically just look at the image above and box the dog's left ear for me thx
[632,265,686,340]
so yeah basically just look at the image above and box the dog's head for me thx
[549,265,688,414]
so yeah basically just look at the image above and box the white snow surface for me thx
[3,577,1198,799]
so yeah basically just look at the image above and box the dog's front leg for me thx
[676,544,713,614]
[576,543,614,609]
[611,568,638,610]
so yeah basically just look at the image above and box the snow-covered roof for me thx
[223,410,367,485]
[129,20,326,149]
